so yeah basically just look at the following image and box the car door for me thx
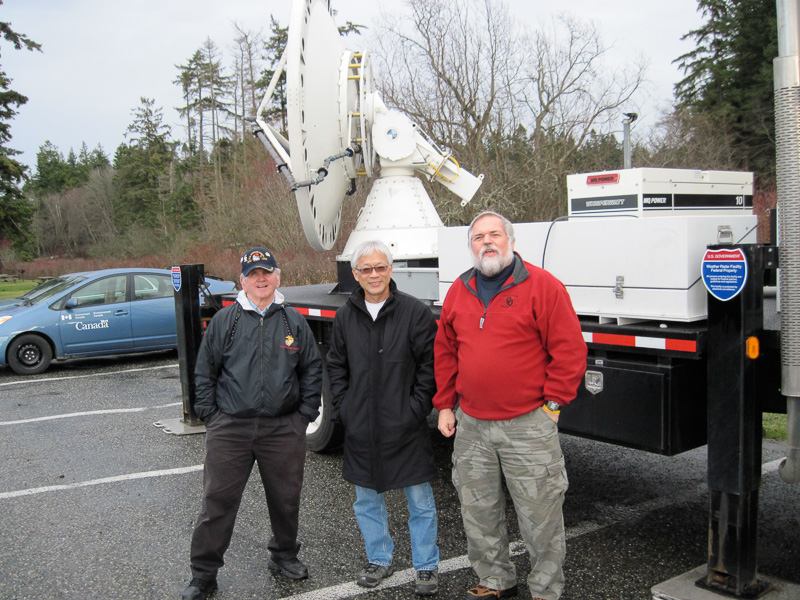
[58,274,134,355]
[130,273,178,349]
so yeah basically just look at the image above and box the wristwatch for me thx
[543,400,561,414]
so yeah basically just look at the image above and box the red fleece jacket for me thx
[433,255,587,421]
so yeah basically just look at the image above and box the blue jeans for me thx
[353,483,439,571]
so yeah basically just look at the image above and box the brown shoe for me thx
[465,584,518,598]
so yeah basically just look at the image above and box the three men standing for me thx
[181,213,585,600]
[328,240,441,596]
[434,212,587,600]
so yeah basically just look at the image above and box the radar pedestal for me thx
[253,0,483,297]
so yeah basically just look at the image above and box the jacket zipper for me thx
[475,282,516,330]
[461,254,529,330]
[259,315,265,409]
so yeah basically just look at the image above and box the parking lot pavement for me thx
[1,355,799,600]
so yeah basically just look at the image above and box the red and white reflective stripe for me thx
[294,307,337,319]
[582,331,697,353]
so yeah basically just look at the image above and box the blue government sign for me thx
[701,248,747,301]
[171,266,182,292]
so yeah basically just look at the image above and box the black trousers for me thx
[189,411,308,579]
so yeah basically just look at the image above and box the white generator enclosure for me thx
[567,168,753,217]
[438,169,758,323]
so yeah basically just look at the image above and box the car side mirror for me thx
[64,298,77,309]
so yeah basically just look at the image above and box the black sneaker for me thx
[356,563,395,587]
[415,569,439,595]
[267,556,309,580]
[181,577,217,600]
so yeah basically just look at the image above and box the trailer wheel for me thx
[306,352,344,452]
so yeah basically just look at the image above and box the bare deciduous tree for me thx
[232,23,265,123]
[82,166,117,242]
[515,14,645,220]
[639,106,743,171]
[371,0,646,223]
[31,166,118,256]
[376,0,520,158]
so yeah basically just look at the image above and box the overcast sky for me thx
[3,0,704,172]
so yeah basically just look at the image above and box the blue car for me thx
[0,268,236,375]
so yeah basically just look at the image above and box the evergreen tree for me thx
[174,51,204,158]
[29,141,109,194]
[0,3,41,255]
[674,0,777,177]
[76,142,110,180]
[113,98,176,228]
[30,141,74,193]
[200,39,233,154]
[175,41,234,162]
[257,17,364,135]
[573,131,624,174]
[258,17,289,134]
[196,38,235,199]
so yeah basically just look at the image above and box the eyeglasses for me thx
[354,265,390,275]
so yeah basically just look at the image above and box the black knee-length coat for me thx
[327,281,438,493]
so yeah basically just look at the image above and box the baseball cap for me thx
[241,247,278,276]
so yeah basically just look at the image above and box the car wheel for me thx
[306,351,344,453]
[8,334,53,375]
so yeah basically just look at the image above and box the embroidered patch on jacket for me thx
[281,335,300,351]
[502,295,519,308]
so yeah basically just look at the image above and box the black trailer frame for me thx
[173,242,785,598]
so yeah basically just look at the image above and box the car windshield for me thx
[21,275,88,305]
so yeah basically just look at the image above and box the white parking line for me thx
[0,363,178,387]
[1,454,782,506]
[0,465,204,500]
[278,552,476,600]
[278,458,786,600]
[0,402,182,426]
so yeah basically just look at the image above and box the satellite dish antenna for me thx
[253,0,484,264]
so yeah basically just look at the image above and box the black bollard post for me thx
[699,244,772,598]
[173,264,205,427]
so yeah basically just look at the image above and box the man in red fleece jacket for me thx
[434,211,587,600]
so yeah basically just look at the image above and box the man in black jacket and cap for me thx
[181,247,323,600]
[327,240,440,596]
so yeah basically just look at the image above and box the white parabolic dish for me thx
[275,0,484,256]
[285,0,353,250]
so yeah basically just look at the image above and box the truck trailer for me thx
[169,0,800,597]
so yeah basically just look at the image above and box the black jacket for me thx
[194,290,322,423]
[327,281,438,493]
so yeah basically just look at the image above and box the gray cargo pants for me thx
[452,407,568,600]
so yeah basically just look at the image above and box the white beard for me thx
[475,245,513,276]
